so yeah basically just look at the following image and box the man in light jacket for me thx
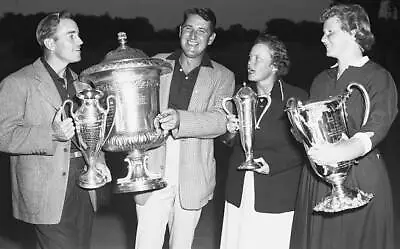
[134,7,235,249]
[0,11,107,249]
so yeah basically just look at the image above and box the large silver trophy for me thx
[222,83,271,170]
[286,82,374,213]
[80,32,172,193]
[63,89,114,189]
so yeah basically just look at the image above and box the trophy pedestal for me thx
[78,169,108,189]
[115,177,167,193]
[113,150,167,193]
[314,185,374,213]
[237,159,260,171]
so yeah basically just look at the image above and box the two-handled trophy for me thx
[63,89,115,189]
[80,32,172,193]
[222,83,271,170]
[286,82,374,213]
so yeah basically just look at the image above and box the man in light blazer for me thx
[0,11,107,249]
[133,7,235,249]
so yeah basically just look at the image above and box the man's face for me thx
[179,14,216,59]
[48,18,83,65]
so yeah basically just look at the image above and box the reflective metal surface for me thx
[286,82,374,213]
[222,83,271,171]
[80,32,172,193]
[63,89,113,189]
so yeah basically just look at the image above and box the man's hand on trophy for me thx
[96,161,112,183]
[157,109,180,131]
[226,115,239,133]
[253,157,270,175]
[52,108,75,142]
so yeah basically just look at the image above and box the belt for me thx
[70,151,83,159]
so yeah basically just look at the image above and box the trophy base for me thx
[78,171,108,190]
[313,187,374,213]
[237,160,260,171]
[114,177,167,194]
[78,179,107,190]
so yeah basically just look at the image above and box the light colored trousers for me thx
[220,171,294,249]
[135,137,202,249]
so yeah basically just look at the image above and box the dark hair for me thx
[182,8,217,32]
[36,11,72,48]
[254,33,290,77]
[320,4,375,51]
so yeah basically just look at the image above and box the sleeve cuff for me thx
[352,132,372,156]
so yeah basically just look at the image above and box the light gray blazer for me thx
[135,53,235,210]
[0,58,99,224]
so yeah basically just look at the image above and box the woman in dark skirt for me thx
[290,4,397,249]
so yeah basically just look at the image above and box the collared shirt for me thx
[40,57,77,102]
[40,57,79,152]
[166,50,213,110]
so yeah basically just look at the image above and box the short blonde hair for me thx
[321,4,375,51]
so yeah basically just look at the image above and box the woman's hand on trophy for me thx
[253,157,270,175]
[226,115,239,133]
[307,143,340,167]
[157,109,180,131]
[52,108,75,142]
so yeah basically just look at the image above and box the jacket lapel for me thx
[159,59,174,111]
[31,59,62,110]
[187,66,212,111]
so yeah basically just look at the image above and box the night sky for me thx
[1,0,331,30]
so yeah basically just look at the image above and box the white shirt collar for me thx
[330,56,370,69]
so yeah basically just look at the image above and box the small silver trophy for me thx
[63,89,114,189]
[222,83,271,170]
[286,82,374,213]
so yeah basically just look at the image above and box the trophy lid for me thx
[236,82,257,99]
[80,32,172,78]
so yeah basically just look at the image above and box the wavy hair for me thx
[320,4,375,51]
[254,33,290,77]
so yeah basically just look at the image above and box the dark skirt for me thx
[290,150,395,249]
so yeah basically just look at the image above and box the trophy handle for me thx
[222,97,234,116]
[61,99,76,121]
[102,94,116,147]
[286,98,311,147]
[61,99,87,151]
[346,82,370,126]
[255,95,271,129]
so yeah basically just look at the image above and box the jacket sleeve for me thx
[0,76,56,155]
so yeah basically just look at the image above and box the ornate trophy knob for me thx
[63,89,115,189]
[222,82,271,171]
[286,82,374,213]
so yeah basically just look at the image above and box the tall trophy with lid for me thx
[80,32,172,193]
[222,83,271,170]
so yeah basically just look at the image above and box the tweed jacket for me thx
[134,52,235,210]
[0,58,101,224]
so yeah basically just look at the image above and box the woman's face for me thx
[247,43,276,82]
[321,16,355,59]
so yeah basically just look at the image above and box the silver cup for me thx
[222,83,271,170]
[286,82,374,213]
[80,32,172,193]
[63,89,114,189]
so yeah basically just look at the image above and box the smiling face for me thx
[247,43,276,83]
[321,16,355,59]
[45,18,83,66]
[179,14,216,59]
